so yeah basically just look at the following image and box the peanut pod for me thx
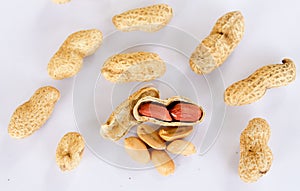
[8,86,60,139]
[112,4,173,32]
[133,96,205,126]
[239,118,273,183]
[56,132,85,171]
[225,58,296,106]
[101,52,166,83]
[100,87,159,141]
[190,11,245,74]
[48,29,103,80]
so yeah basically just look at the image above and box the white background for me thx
[1,0,300,190]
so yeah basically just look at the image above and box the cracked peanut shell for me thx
[100,87,160,141]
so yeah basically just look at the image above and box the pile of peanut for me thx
[7,2,297,181]
[99,84,204,176]
[125,125,196,176]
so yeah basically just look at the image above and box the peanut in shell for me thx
[112,4,173,32]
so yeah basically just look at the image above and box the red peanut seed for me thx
[138,102,172,121]
[169,102,202,122]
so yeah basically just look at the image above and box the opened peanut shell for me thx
[100,87,159,141]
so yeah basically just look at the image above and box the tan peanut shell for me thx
[239,118,273,183]
[8,86,60,139]
[100,87,160,141]
[137,124,166,150]
[151,150,175,176]
[52,0,70,4]
[133,96,205,126]
[48,29,103,80]
[167,140,196,156]
[190,11,245,74]
[56,132,85,171]
[112,4,173,32]
[124,137,150,164]
[225,58,296,106]
[159,126,193,141]
[101,52,166,83]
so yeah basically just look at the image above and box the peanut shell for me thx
[48,29,103,80]
[56,132,85,171]
[239,118,273,183]
[112,4,173,32]
[225,58,296,106]
[8,86,60,139]
[101,52,166,83]
[190,11,244,74]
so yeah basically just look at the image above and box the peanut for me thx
[52,0,70,4]
[48,29,103,80]
[167,140,196,156]
[137,124,166,150]
[151,150,175,176]
[133,96,205,126]
[101,52,166,83]
[112,4,173,32]
[159,126,193,142]
[169,102,202,122]
[225,58,296,106]
[124,137,150,164]
[8,86,60,139]
[100,87,159,141]
[56,132,85,171]
[190,11,245,74]
[239,118,273,183]
[138,102,172,122]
